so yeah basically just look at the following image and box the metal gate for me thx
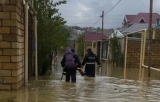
[28,11,34,79]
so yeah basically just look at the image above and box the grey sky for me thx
[55,0,160,29]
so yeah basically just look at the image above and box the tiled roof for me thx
[84,32,107,42]
[125,15,136,23]
[125,13,160,24]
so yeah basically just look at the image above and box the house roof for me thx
[97,29,113,37]
[122,23,156,35]
[125,15,136,23]
[124,13,160,24]
[84,32,107,42]
[109,30,124,38]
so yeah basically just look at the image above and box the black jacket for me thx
[82,53,101,66]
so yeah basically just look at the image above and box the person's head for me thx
[65,47,71,53]
[86,48,93,54]
[71,48,75,53]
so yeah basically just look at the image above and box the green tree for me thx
[77,34,84,57]
[34,0,70,75]
[109,33,123,66]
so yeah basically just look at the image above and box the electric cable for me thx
[76,17,100,24]
[91,17,101,27]
[104,0,122,15]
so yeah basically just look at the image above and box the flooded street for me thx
[0,58,160,102]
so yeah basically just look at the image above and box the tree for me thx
[109,33,123,66]
[76,34,84,57]
[34,0,70,75]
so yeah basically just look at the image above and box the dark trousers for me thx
[85,64,95,77]
[64,68,76,82]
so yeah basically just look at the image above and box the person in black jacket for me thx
[82,48,101,77]
[71,48,84,76]
[61,47,82,83]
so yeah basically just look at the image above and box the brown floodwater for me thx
[0,59,160,102]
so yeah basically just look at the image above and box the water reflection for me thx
[0,63,160,101]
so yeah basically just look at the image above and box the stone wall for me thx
[0,0,24,90]
[126,39,160,68]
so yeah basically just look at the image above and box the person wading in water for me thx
[61,47,82,82]
[82,48,101,77]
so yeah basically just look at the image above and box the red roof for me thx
[125,15,136,23]
[124,13,160,24]
[84,32,107,42]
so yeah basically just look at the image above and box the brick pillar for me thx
[0,0,25,90]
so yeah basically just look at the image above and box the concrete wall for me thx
[0,0,25,90]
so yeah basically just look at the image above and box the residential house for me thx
[122,13,160,37]
[84,32,107,60]
[122,13,160,31]
[121,13,160,68]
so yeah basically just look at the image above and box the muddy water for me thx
[0,61,160,102]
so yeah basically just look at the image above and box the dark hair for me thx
[71,48,75,53]
[87,48,91,52]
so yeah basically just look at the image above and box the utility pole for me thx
[148,0,153,77]
[100,11,104,61]
[102,11,104,37]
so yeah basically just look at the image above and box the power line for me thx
[104,0,122,15]
[91,17,101,27]
[59,9,124,17]
[58,0,122,27]
[58,9,99,17]
[75,17,100,24]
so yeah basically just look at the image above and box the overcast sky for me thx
[55,0,160,29]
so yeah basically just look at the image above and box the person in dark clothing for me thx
[82,48,101,77]
[71,48,84,76]
[61,47,82,83]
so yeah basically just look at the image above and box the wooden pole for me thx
[148,0,153,77]
[100,11,104,61]
[124,35,128,79]
[139,30,144,80]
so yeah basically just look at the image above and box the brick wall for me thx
[144,40,160,68]
[126,39,160,68]
[155,29,160,39]
[126,39,141,68]
[0,0,24,90]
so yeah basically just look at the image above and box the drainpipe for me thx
[24,0,28,86]
[34,15,38,80]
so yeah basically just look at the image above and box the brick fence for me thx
[126,38,160,68]
[0,0,25,90]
